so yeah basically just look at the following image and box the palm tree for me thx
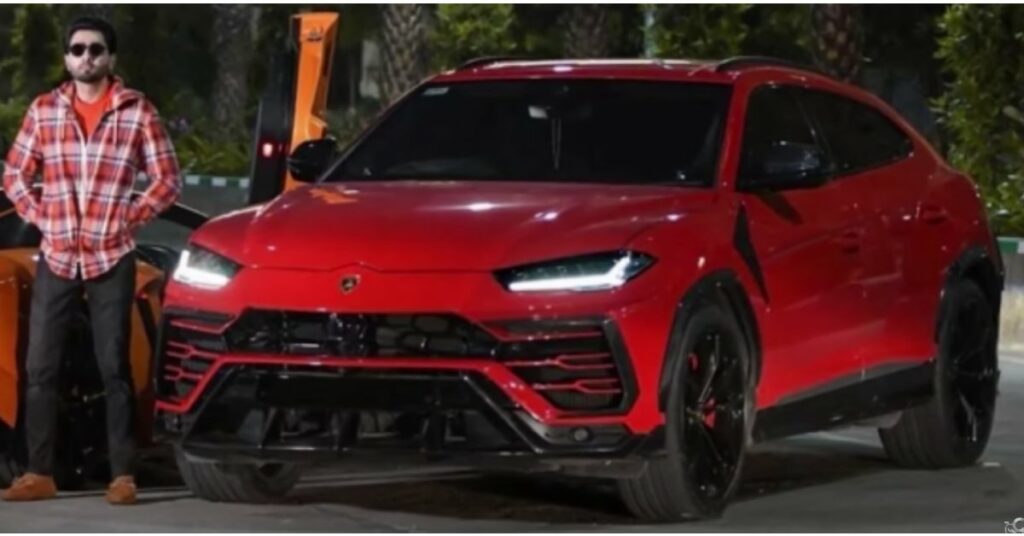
[75,5,114,21]
[561,5,613,58]
[810,4,864,83]
[2,5,64,97]
[379,4,431,104]
[211,4,259,140]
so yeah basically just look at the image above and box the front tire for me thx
[618,292,753,521]
[879,279,999,468]
[175,447,303,503]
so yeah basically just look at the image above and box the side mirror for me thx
[742,142,829,192]
[288,138,338,183]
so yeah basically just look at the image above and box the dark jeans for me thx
[24,252,137,478]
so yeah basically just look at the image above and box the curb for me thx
[998,236,1024,255]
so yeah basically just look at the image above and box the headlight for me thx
[172,245,241,290]
[495,251,655,292]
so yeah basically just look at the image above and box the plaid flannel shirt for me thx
[2,78,181,279]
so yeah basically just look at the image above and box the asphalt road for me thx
[2,356,1023,532]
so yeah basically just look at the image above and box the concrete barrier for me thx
[135,174,250,217]
[175,175,250,216]
[998,237,1024,352]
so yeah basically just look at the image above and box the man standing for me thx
[1,17,180,505]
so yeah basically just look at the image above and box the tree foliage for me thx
[432,4,517,70]
[935,5,1024,234]
[741,5,812,62]
[649,4,750,59]
[0,5,65,98]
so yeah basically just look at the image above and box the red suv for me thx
[155,57,1003,520]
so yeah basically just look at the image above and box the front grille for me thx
[491,321,625,411]
[224,311,497,358]
[156,315,230,404]
[158,309,633,413]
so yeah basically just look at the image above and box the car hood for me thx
[201,181,696,272]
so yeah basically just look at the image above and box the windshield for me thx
[325,80,731,186]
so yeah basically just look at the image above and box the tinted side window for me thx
[739,85,820,183]
[800,90,913,174]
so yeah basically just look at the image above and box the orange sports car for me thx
[0,188,206,487]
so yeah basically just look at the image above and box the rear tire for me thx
[879,279,999,468]
[618,291,754,521]
[0,416,106,490]
[0,422,19,485]
[0,310,110,489]
[0,434,20,487]
[175,447,302,503]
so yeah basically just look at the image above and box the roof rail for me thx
[456,56,524,71]
[715,56,829,78]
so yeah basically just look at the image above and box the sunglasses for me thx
[67,43,107,58]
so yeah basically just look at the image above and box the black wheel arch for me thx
[657,270,762,412]
[936,245,1004,343]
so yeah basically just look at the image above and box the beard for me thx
[71,64,110,84]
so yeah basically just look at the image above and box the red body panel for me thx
[159,61,999,437]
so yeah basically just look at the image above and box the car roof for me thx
[430,57,835,86]
[426,56,903,127]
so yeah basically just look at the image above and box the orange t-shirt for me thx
[73,84,114,140]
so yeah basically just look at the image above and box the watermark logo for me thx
[1006,517,1024,534]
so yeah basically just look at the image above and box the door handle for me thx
[835,228,863,254]
[920,203,949,225]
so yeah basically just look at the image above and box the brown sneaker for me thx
[1,472,57,501]
[105,475,137,506]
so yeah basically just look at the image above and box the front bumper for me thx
[157,362,664,478]
[153,307,671,477]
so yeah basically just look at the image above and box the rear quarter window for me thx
[799,89,914,175]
